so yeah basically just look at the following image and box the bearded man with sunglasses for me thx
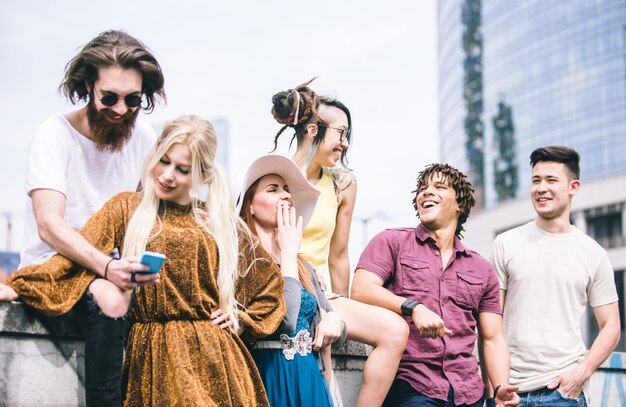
[18,30,165,406]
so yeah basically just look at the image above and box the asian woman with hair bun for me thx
[269,80,409,407]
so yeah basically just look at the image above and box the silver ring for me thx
[133,282,138,289]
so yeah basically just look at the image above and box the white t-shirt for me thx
[490,221,618,394]
[19,113,156,268]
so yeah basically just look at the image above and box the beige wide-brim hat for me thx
[236,155,320,228]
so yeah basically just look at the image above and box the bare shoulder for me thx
[330,168,357,192]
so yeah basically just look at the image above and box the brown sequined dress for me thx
[9,192,286,407]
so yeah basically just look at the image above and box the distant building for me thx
[0,251,20,283]
[211,118,230,172]
[438,0,626,350]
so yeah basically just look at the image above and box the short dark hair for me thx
[530,146,580,179]
[412,163,475,238]
[59,30,166,113]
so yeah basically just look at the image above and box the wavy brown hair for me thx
[59,30,166,112]
[412,163,475,238]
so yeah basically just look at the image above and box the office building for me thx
[438,0,626,350]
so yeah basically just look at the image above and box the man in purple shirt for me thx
[352,163,519,407]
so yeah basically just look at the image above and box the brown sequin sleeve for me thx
[235,228,286,343]
[8,192,140,315]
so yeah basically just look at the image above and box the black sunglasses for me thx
[96,89,143,108]
[317,124,351,143]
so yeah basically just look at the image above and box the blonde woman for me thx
[1,115,285,406]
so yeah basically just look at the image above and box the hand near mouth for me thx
[275,202,303,258]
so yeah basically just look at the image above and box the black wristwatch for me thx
[401,299,422,316]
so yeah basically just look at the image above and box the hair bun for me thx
[271,78,319,128]
[271,91,295,125]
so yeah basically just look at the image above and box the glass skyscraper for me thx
[438,0,626,358]
[439,0,626,208]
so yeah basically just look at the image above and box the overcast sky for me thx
[0,0,439,266]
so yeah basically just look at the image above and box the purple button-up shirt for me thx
[356,224,501,405]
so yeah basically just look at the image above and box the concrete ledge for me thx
[331,340,370,406]
[0,302,85,407]
[0,301,367,407]
[2,300,624,407]
[0,301,85,338]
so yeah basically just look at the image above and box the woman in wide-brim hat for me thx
[237,154,347,407]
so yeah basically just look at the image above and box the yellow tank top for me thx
[299,168,338,279]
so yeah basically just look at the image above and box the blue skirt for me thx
[251,348,333,407]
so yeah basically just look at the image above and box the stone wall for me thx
[0,301,624,406]
[0,301,368,407]
[0,302,85,407]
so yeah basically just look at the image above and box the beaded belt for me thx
[253,329,313,360]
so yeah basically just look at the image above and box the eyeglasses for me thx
[317,124,351,143]
[95,89,143,108]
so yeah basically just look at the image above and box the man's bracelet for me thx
[104,258,115,280]
[493,384,504,398]
[401,299,422,316]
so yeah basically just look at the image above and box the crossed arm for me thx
[353,269,519,405]
[31,189,155,290]
[32,190,111,274]
[351,268,451,338]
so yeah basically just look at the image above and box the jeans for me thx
[518,387,587,407]
[81,291,131,407]
[383,380,484,407]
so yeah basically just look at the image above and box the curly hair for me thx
[270,78,352,168]
[59,30,166,113]
[411,163,475,238]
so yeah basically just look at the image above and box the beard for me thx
[87,96,139,152]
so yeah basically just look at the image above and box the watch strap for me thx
[401,298,422,316]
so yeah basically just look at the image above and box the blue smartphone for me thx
[138,251,166,274]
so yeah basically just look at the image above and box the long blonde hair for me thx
[122,114,242,331]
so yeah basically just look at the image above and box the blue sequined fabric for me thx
[291,287,317,336]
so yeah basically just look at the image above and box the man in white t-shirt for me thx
[490,146,620,406]
[15,30,165,407]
